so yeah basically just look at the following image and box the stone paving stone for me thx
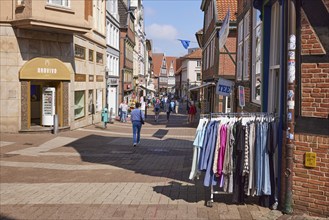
[197,207,209,219]
[139,205,157,219]
[1,113,323,220]
[237,205,253,220]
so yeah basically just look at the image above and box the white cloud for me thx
[146,23,178,41]
[144,6,156,17]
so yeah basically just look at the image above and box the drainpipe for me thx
[283,0,296,214]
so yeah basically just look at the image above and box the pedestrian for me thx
[188,101,197,123]
[119,100,128,123]
[164,100,171,122]
[130,102,145,147]
[154,98,161,122]
[140,96,146,117]
[170,99,175,114]
[175,99,179,114]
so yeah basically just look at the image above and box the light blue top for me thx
[130,108,145,122]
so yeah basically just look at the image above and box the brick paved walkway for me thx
[0,112,323,219]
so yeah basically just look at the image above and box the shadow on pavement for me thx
[65,134,194,183]
[0,214,16,220]
[64,112,255,206]
[152,181,260,205]
[144,111,198,128]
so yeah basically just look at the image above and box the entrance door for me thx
[30,84,41,125]
[30,81,61,128]
[108,86,117,116]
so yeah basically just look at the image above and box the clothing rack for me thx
[198,112,278,207]
[201,112,278,118]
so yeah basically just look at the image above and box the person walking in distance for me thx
[154,98,161,122]
[175,99,179,114]
[119,100,128,123]
[130,102,145,147]
[164,100,171,122]
[188,101,197,123]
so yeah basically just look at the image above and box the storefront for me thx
[19,58,72,130]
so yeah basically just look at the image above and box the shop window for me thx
[96,89,103,112]
[89,49,94,62]
[88,90,93,115]
[96,52,103,64]
[75,45,85,59]
[74,91,85,119]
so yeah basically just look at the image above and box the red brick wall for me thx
[219,33,236,77]
[244,87,250,104]
[293,134,329,217]
[300,9,326,55]
[301,63,329,118]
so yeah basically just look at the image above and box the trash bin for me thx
[101,107,109,128]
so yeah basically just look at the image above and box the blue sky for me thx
[144,0,203,57]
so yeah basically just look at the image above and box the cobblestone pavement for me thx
[0,112,325,219]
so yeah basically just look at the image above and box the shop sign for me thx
[108,78,119,85]
[216,77,233,96]
[20,58,71,80]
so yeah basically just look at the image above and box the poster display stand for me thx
[42,87,55,126]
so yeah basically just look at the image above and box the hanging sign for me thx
[238,86,245,108]
[216,78,234,96]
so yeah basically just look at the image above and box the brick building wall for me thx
[293,134,329,217]
[301,9,325,55]
[293,1,329,217]
[301,63,329,118]
[219,33,236,77]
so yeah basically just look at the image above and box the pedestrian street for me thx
[0,112,298,220]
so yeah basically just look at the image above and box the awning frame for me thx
[188,82,216,91]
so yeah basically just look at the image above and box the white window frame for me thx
[243,11,250,80]
[94,0,104,34]
[74,91,85,119]
[268,2,281,113]
[88,90,93,115]
[236,20,244,81]
[251,8,263,104]
[96,89,103,112]
[47,0,70,8]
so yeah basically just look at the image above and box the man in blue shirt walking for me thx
[130,102,145,147]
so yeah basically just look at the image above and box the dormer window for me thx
[162,58,166,67]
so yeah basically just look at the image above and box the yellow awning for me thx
[20,58,72,80]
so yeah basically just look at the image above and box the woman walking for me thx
[130,102,145,147]
[154,98,161,122]
[188,101,197,123]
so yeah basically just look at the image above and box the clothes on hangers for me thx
[189,118,209,180]
[190,113,279,206]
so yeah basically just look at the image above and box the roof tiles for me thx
[216,0,237,22]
